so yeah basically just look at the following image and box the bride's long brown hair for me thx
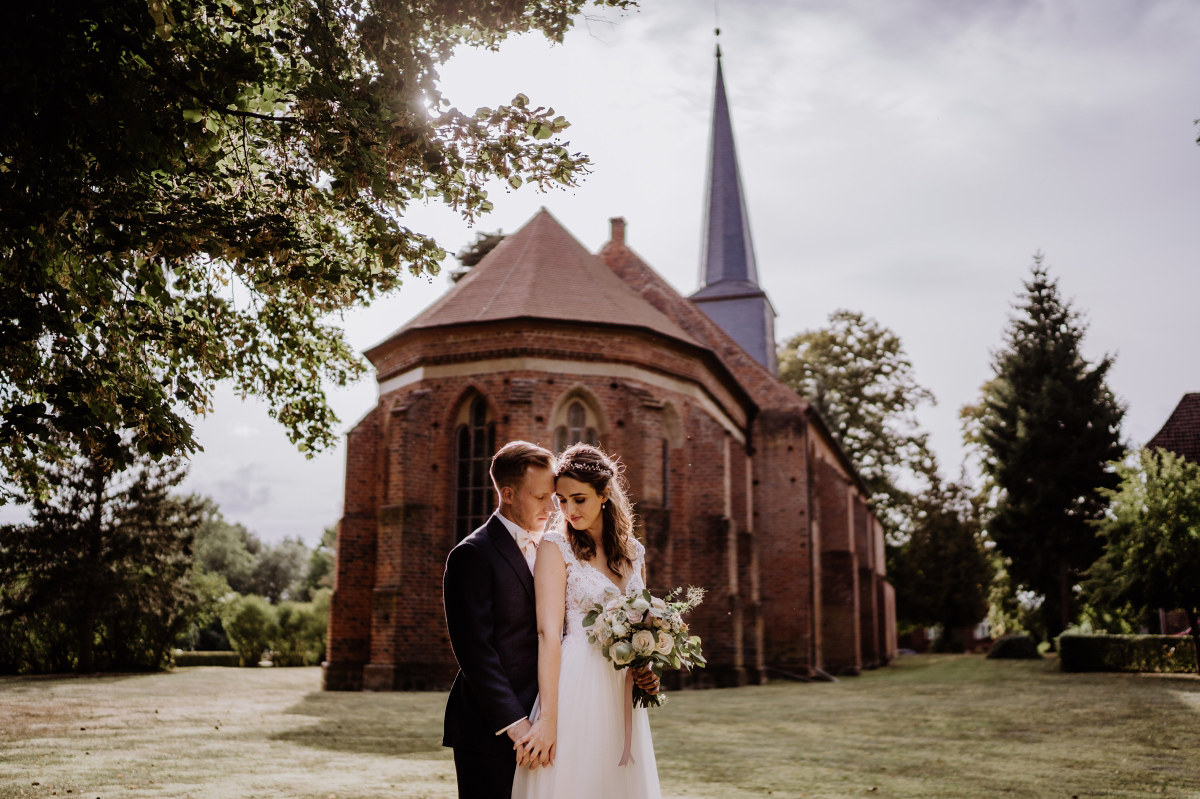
[554,444,635,578]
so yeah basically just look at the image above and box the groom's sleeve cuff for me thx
[496,717,528,736]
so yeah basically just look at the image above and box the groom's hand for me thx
[506,719,534,766]
[515,717,556,768]
[633,665,660,695]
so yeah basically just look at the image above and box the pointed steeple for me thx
[689,45,778,374]
[700,51,758,287]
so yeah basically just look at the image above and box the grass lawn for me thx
[1,654,1198,799]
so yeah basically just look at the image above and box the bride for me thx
[511,444,662,799]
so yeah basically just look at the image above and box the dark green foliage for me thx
[0,445,204,674]
[778,310,936,533]
[0,0,633,504]
[964,258,1125,639]
[889,474,993,652]
[220,594,277,667]
[1058,634,1196,674]
[987,634,1041,660]
[1085,448,1200,673]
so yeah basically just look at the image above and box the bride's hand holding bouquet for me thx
[582,586,706,708]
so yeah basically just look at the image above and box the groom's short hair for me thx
[491,441,554,492]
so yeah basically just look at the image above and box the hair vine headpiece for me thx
[561,460,612,477]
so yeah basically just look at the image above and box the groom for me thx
[442,441,556,798]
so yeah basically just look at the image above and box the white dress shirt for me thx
[496,510,539,574]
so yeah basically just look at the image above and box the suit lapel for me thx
[487,513,535,601]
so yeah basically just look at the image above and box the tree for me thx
[248,537,309,602]
[963,258,1125,640]
[0,442,204,673]
[0,0,633,503]
[778,309,936,532]
[889,470,993,652]
[1085,449,1200,674]
[450,230,507,282]
[192,499,260,594]
[295,524,337,601]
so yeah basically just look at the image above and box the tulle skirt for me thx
[512,636,661,799]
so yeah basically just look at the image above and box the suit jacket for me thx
[442,513,540,754]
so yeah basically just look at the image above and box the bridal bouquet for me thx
[582,586,706,708]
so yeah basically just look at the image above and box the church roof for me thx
[380,208,702,349]
[1147,393,1200,463]
[695,54,759,292]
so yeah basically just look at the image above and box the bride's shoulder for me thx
[540,530,574,561]
[629,536,645,560]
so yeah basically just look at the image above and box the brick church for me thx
[324,54,897,692]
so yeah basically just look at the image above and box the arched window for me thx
[455,396,496,541]
[555,399,598,453]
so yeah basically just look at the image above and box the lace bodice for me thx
[541,531,645,644]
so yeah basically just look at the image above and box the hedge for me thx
[173,650,241,667]
[987,634,1041,660]
[1058,634,1197,674]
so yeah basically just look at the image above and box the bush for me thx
[987,634,1042,660]
[173,651,240,667]
[220,595,277,667]
[1058,634,1197,673]
[270,592,328,667]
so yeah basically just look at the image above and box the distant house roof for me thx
[1147,393,1200,462]
[370,208,702,352]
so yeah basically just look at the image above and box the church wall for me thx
[752,409,816,675]
[324,407,382,691]
[815,455,862,675]
[327,330,762,691]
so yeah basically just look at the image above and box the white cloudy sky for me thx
[9,0,1197,544]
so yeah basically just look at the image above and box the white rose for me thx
[632,630,657,656]
[650,597,667,616]
[631,596,651,613]
[626,609,644,624]
[655,631,674,655]
[611,621,628,638]
[604,596,622,613]
[610,641,634,665]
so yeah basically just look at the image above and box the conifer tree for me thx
[0,442,203,673]
[964,258,1124,639]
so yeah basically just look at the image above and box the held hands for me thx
[632,665,660,695]
[514,717,556,769]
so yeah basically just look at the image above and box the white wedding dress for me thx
[512,531,662,799]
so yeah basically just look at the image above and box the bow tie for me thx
[515,528,541,558]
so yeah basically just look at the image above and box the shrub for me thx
[271,597,327,667]
[987,634,1042,660]
[220,594,277,667]
[1058,634,1197,673]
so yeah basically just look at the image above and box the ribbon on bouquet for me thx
[618,669,635,766]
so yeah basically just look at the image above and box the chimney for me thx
[609,217,626,246]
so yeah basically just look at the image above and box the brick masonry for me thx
[323,217,897,691]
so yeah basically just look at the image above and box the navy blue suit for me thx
[443,514,539,798]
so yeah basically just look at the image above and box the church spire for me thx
[690,43,778,374]
[700,46,758,288]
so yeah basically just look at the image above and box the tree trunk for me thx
[76,456,106,673]
[1188,609,1200,677]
